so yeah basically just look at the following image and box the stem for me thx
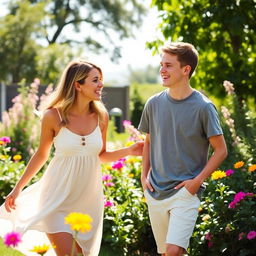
[70,231,77,256]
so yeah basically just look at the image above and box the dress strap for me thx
[56,108,63,123]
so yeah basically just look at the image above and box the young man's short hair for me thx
[162,42,198,78]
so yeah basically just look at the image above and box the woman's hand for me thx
[4,187,21,212]
[129,141,144,156]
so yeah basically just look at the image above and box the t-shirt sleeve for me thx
[201,103,223,138]
[138,99,151,133]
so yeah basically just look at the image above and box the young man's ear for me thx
[184,65,191,76]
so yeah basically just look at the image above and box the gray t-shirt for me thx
[138,89,223,200]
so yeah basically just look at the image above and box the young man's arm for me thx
[175,134,228,195]
[141,134,154,192]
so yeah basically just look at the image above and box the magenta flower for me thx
[0,136,11,144]
[228,192,254,209]
[247,231,256,240]
[112,160,125,170]
[105,182,114,187]
[102,174,112,181]
[3,231,22,247]
[104,200,114,207]
[205,232,212,241]
[225,169,234,176]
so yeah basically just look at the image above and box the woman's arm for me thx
[99,112,144,163]
[4,109,56,212]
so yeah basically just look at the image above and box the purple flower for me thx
[225,169,234,176]
[0,136,11,144]
[247,231,256,240]
[3,231,22,247]
[104,200,114,207]
[102,174,112,181]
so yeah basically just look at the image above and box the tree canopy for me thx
[148,0,256,99]
[0,0,146,83]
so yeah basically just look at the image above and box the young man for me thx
[138,42,227,256]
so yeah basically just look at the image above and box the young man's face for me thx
[160,52,189,88]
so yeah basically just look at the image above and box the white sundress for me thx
[0,114,104,256]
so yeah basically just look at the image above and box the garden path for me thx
[0,219,55,255]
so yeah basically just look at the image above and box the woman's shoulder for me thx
[42,108,62,125]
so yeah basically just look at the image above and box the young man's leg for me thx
[145,187,200,256]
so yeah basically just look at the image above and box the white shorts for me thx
[144,187,200,254]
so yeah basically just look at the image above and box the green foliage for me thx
[0,238,24,256]
[190,164,255,256]
[130,85,145,127]
[149,0,256,100]
[101,157,157,255]
[12,0,146,61]
[0,144,25,205]
[0,79,52,163]
[0,0,45,82]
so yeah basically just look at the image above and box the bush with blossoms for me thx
[101,121,157,255]
[189,81,256,256]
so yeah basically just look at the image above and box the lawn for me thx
[0,238,24,256]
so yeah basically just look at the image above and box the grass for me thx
[0,238,24,256]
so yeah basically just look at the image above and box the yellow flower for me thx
[126,157,137,164]
[202,214,211,221]
[125,141,134,147]
[0,141,5,145]
[128,173,134,178]
[234,161,244,168]
[248,164,256,172]
[0,155,8,160]
[65,212,92,233]
[141,197,147,203]
[30,244,55,255]
[105,165,112,171]
[13,154,22,161]
[198,207,203,212]
[211,170,226,180]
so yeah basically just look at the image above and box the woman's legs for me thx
[47,232,83,256]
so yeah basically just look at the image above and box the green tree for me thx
[0,0,45,82]
[20,0,146,60]
[148,0,256,100]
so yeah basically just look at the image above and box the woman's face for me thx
[79,68,103,101]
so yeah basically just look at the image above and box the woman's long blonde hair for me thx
[46,59,107,125]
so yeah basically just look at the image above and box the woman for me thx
[0,60,143,255]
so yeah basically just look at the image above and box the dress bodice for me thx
[53,125,103,157]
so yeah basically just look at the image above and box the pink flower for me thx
[104,200,114,207]
[228,191,254,209]
[102,174,112,181]
[112,161,125,170]
[0,136,11,144]
[205,232,212,241]
[3,231,22,247]
[123,120,132,126]
[247,231,256,240]
[238,232,246,240]
[225,169,234,176]
[105,182,114,187]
